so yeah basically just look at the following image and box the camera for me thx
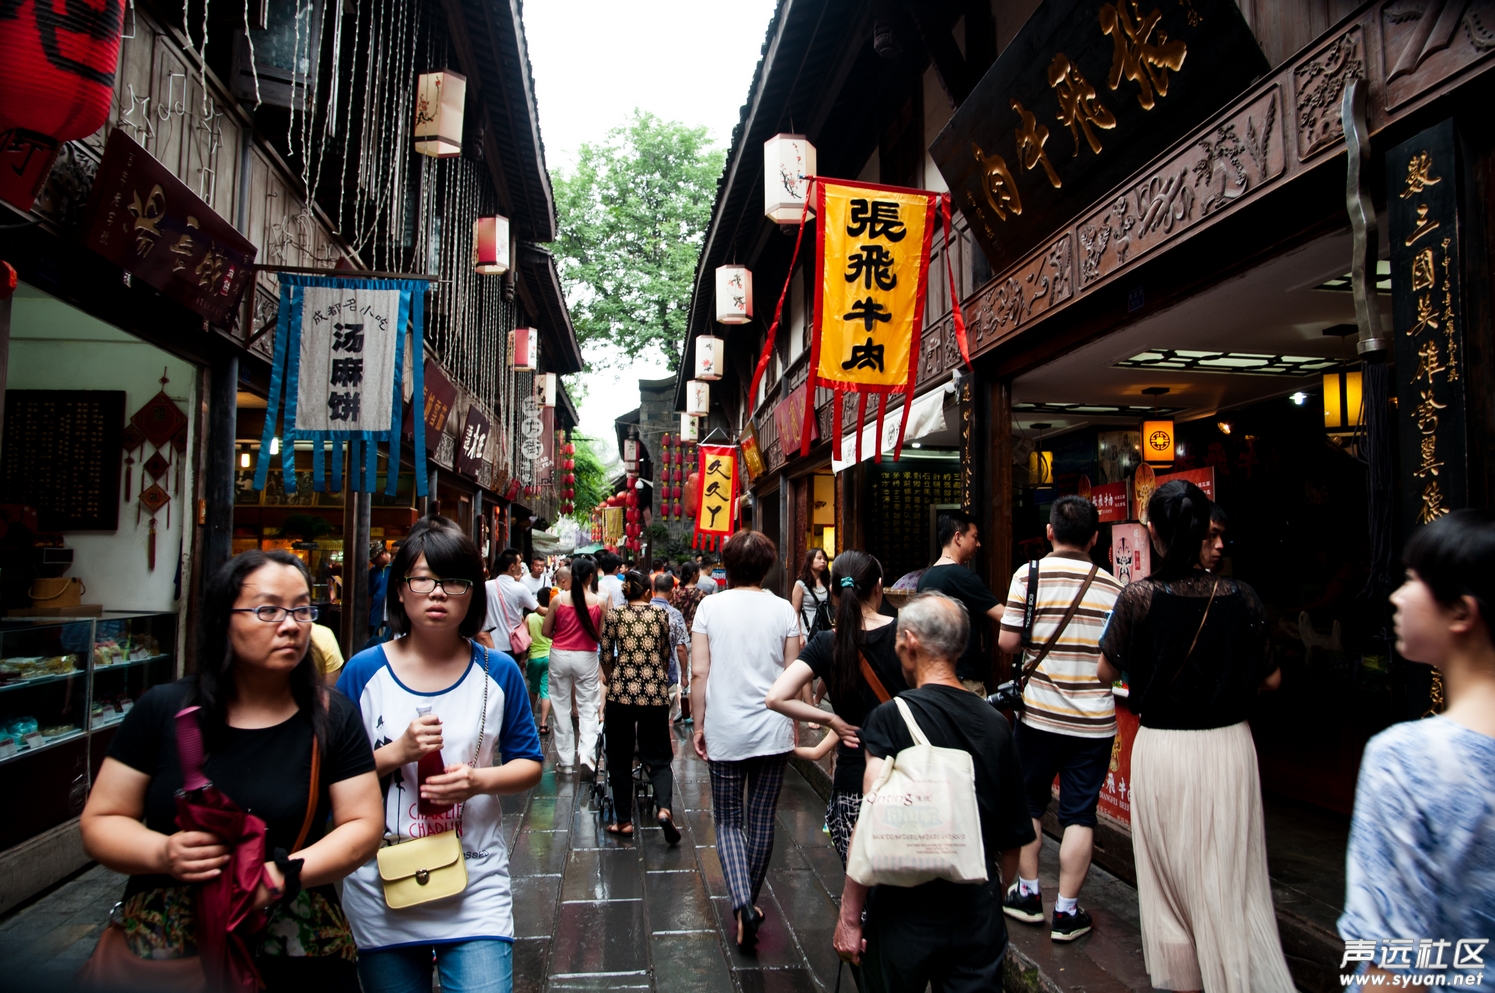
[987,679,1024,712]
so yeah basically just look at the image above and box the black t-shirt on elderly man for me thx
[106,679,377,899]
[859,683,1035,927]
[915,565,1000,683]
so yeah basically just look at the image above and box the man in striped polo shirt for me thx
[996,495,1123,942]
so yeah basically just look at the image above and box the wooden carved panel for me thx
[1294,26,1365,158]
[1381,0,1495,109]
[1077,86,1286,287]
[967,233,1075,351]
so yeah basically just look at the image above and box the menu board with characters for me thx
[1,391,125,530]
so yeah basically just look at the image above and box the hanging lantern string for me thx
[748,176,816,405]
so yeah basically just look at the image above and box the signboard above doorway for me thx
[931,0,1268,275]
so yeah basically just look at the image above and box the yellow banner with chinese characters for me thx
[604,507,624,545]
[813,182,935,391]
[692,444,739,551]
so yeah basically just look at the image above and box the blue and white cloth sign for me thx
[253,273,429,496]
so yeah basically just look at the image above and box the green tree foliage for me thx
[566,434,614,520]
[552,111,724,368]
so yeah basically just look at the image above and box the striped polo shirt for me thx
[1000,551,1122,738]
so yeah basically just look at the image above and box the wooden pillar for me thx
[791,474,809,586]
[776,481,793,597]
[984,377,1014,686]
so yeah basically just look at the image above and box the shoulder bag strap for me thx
[1163,576,1222,691]
[1020,560,1040,649]
[859,651,892,704]
[292,722,322,853]
[892,697,929,747]
[474,645,491,762]
[1019,563,1099,690]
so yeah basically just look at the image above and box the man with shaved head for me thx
[833,592,1035,993]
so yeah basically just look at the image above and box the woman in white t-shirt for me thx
[690,530,802,952]
[790,547,832,639]
[337,518,544,993]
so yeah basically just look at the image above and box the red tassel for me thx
[749,180,816,404]
[123,456,133,502]
[148,517,157,571]
[941,194,972,370]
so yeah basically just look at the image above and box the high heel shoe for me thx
[736,904,764,951]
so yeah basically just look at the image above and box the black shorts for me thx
[1013,720,1114,828]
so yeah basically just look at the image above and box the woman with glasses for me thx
[80,551,384,991]
[337,517,544,993]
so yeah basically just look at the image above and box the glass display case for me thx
[0,611,179,852]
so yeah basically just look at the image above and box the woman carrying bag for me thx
[338,517,544,993]
[791,548,834,641]
[766,550,908,864]
[1098,481,1291,993]
[598,572,681,842]
[79,551,384,991]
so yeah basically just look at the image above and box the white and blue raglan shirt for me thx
[337,640,543,951]
[1339,716,1495,990]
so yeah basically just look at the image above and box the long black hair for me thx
[386,517,489,639]
[798,547,830,591]
[1147,480,1214,581]
[193,550,326,751]
[568,555,602,642]
[824,550,883,707]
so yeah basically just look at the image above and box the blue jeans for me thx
[357,939,513,993]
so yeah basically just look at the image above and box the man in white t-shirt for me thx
[596,551,627,607]
[520,556,547,596]
[484,548,541,641]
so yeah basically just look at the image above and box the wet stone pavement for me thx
[516,723,849,993]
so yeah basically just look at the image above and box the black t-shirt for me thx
[107,679,377,897]
[1098,572,1277,730]
[798,623,909,794]
[860,684,1035,923]
[916,565,999,682]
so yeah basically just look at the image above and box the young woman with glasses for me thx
[337,517,544,993]
[80,551,385,991]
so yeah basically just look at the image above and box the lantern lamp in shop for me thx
[764,134,816,223]
[509,327,538,371]
[1323,369,1363,431]
[414,71,466,158]
[685,380,710,418]
[1141,420,1175,463]
[679,414,699,442]
[694,333,726,381]
[714,266,753,324]
[472,216,510,274]
[1028,450,1054,486]
[536,372,557,408]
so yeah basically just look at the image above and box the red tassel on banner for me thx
[941,193,972,371]
[748,180,816,405]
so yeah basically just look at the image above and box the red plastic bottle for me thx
[414,706,451,816]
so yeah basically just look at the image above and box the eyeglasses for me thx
[404,576,473,596]
[232,605,319,623]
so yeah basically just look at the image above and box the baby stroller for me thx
[588,715,656,826]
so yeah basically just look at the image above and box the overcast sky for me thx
[523,0,778,454]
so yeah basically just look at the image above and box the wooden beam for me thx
[985,376,1013,688]
[904,2,974,106]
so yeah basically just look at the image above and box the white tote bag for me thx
[846,697,988,888]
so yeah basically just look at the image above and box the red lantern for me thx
[626,490,638,508]
[563,443,575,456]
[685,471,700,511]
[563,459,574,470]
[663,433,673,448]
[0,0,127,143]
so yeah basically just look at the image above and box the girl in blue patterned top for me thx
[1340,511,1495,992]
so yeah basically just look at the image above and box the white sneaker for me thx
[555,763,576,774]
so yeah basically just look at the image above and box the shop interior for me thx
[1007,226,1411,933]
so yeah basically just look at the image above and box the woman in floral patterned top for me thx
[600,572,680,842]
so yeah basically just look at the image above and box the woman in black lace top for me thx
[1098,481,1291,993]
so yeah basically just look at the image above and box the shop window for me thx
[230,0,325,109]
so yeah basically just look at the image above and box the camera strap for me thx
[1018,562,1099,691]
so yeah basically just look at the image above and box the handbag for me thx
[376,646,489,909]
[509,617,533,656]
[845,698,987,888]
[77,728,323,991]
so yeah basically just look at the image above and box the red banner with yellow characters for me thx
[692,444,739,551]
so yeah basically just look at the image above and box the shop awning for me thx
[531,529,573,555]
[831,381,957,473]
[574,543,604,555]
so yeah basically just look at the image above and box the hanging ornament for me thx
[120,423,144,502]
[125,370,188,571]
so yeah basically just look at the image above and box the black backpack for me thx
[807,585,834,635]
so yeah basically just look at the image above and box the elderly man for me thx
[834,592,1035,993]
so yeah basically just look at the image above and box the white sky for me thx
[523,0,779,454]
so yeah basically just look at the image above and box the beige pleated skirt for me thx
[1130,721,1295,993]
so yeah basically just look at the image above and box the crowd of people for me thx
[70,483,1495,993]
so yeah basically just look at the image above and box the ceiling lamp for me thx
[764,133,816,223]
[536,372,557,408]
[694,334,725,382]
[414,71,466,158]
[509,327,537,371]
[473,215,510,274]
[715,265,753,324]
[1028,450,1054,486]
[685,380,711,418]
[1142,420,1176,462]
[679,413,699,442]
[1323,369,1363,431]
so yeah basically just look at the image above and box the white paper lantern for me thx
[536,372,557,408]
[509,327,538,372]
[414,71,466,158]
[623,437,640,473]
[685,380,711,417]
[715,265,753,324]
[694,334,726,382]
[679,414,699,442]
[764,133,816,223]
[472,215,510,274]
